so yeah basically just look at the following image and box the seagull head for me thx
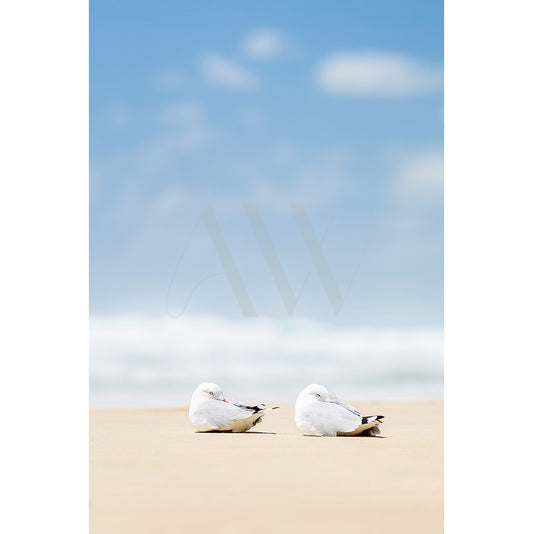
[298,383,333,403]
[193,382,226,402]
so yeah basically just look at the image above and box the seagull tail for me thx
[357,415,385,436]
[362,415,384,424]
[253,404,280,413]
[249,406,280,428]
[359,425,381,436]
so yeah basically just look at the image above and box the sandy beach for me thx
[90,401,442,533]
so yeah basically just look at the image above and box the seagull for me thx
[189,382,279,432]
[295,384,384,437]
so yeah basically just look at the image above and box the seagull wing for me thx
[334,398,363,418]
[229,400,266,414]
[193,399,257,430]
[309,400,362,435]
[343,415,384,436]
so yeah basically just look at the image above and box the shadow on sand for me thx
[198,430,277,435]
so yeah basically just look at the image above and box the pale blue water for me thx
[90,314,443,408]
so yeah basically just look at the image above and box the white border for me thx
[0,1,88,533]
[1,1,533,532]
[446,0,533,532]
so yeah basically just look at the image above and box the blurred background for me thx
[90,0,443,407]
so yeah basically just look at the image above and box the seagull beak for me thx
[223,398,229,403]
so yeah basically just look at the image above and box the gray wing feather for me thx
[196,399,257,429]
[334,398,362,417]
[310,401,362,435]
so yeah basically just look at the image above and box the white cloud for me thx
[202,53,258,90]
[242,28,285,59]
[394,149,443,200]
[141,102,213,169]
[239,149,355,213]
[315,51,443,96]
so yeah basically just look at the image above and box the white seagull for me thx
[189,382,279,432]
[295,384,384,437]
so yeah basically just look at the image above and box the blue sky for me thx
[90,0,443,327]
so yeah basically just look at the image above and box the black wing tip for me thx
[246,404,281,413]
[362,415,385,424]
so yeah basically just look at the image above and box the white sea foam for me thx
[90,314,443,407]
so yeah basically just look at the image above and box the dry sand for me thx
[90,401,442,533]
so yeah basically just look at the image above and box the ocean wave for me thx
[90,314,443,407]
